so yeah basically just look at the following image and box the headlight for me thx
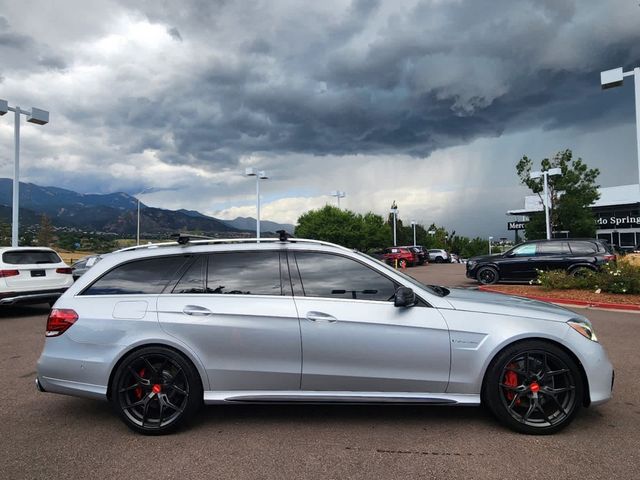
[568,319,598,342]
[467,260,477,269]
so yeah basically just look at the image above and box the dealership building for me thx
[507,184,640,248]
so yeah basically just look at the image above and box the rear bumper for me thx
[0,287,68,306]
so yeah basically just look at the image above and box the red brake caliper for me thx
[504,363,521,406]
[134,368,146,400]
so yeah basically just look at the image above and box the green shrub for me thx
[535,263,640,294]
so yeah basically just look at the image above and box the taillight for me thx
[46,309,78,337]
[604,254,616,262]
[0,269,19,278]
[56,267,73,274]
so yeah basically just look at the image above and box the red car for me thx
[382,247,417,268]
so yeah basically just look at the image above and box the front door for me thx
[289,251,450,393]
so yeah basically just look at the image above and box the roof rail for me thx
[114,236,353,253]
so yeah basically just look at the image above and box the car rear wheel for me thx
[111,346,202,435]
[483,340,583,435]
[570,266,595,278]
[434,256,443,263]
[477,266,499,285]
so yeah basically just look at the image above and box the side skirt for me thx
[203,391,481,406]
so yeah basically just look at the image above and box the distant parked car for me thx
[466,239,616,285]
[428,249,450,263]
[71,254,102,280]
[399,246,427,265]
[0,247,74,306]
[450,253,460,263]
[382,247,417,268]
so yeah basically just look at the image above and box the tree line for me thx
[295,205,490,258]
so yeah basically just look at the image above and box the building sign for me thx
[595,210,640,229]
[508,221,529,231]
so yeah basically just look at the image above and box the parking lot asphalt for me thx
[1,264,639,480]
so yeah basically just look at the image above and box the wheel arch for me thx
[106,341,208,400]
[567,263,598,273]
[479,337,591,408]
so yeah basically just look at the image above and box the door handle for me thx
[306,311,337,323]
[183,305,213,316]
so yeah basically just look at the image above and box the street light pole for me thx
[0,100,49,247]
[601,66,640,192]
[390,207,398,246]
[330,190,346,208]
[134,187,154,245]
[245,168,269,243]
[489,236,493,255]
[411,221,417,246]
[530,168,562,240]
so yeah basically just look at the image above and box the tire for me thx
[483,340,583,435]
[111,346,203,435]
[435,256,443,263]
[477,266,499,285]
[570,266,595,278]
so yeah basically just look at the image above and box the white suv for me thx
[0,247,74,306]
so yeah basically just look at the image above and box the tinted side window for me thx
[3,250,61,264]
[537,242,570,255]
[511,243,537,256]
[173,256,207,293]
[569,241,598,255]
[206,252,282,295]
[83,256,187,295]
[294,252,396,301]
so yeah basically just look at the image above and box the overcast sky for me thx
[1,0,639,237]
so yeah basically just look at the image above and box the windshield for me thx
[356,251,450,297]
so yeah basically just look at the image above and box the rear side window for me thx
[293,252,396,301]
[3,250,61,265]
[206,252,282,295]
[536,242,570,255]
[569,241,598,255]
[83,256,188,295]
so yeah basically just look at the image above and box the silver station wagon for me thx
[36,235,614,435]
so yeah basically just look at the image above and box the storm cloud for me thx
[0,0,639,236]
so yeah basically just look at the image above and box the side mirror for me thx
[394,287,416,307]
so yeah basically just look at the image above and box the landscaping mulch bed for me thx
[483,285,640,306]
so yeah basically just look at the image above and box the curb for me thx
[478,286,640,312]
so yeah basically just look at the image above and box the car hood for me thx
[468,253,503,263]
[442,287,578,322]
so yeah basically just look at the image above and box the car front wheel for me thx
[477,266,499,285]
[483,340,583,435]
[111,346,202,435]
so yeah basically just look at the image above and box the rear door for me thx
[290,251,450,393]
[157,251,302,391]
[530,241,572,272]
[1,249,71,291]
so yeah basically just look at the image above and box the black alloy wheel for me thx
[570,266,595,278]
[111,346,202,435]
[435,256,443,263]
[484,341,583,435]
[477,266,499,285]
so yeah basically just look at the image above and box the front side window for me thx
[83,256,188,295]
[293,252,396,301]
[511,243,537,256]
[206,252,282,295]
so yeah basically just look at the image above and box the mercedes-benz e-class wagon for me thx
[37,236,613,435]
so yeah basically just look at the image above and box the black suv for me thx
[466,239,616,285]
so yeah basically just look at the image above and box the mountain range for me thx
[0,178,294,236]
